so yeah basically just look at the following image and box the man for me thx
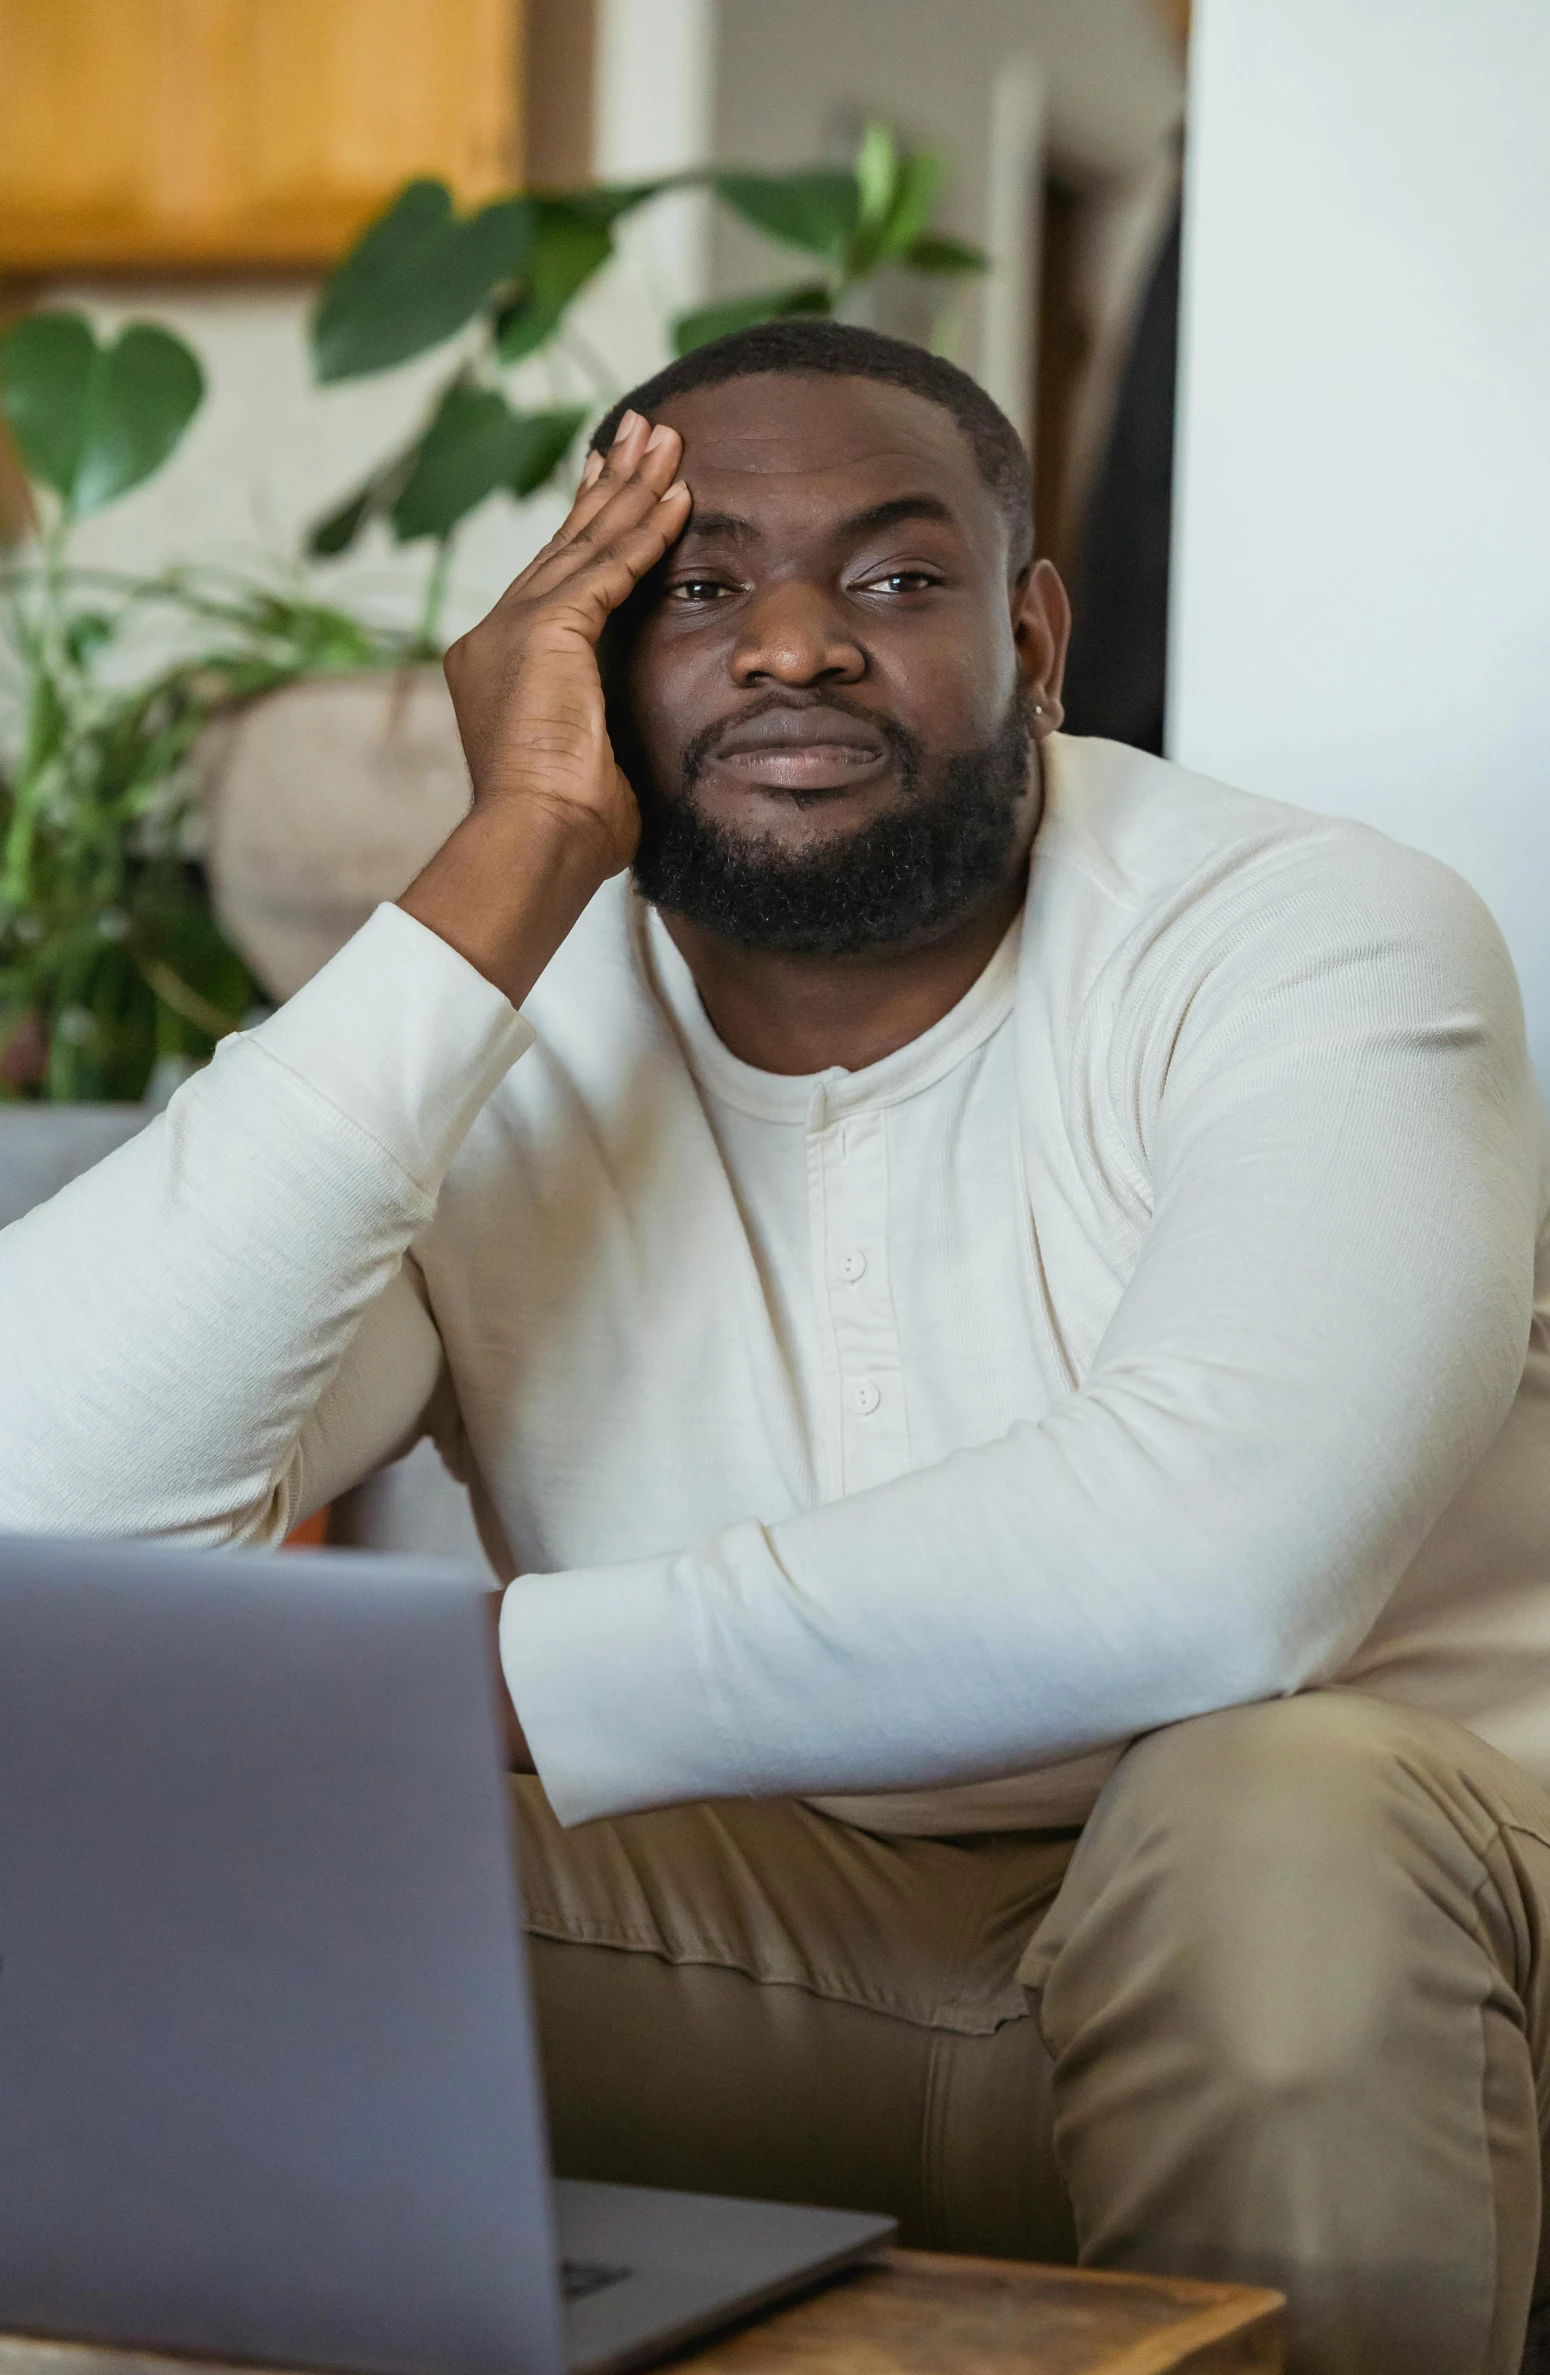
[3,321,1549,2375]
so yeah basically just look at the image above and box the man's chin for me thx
[672,775,911,850]
[630,700,1032,957]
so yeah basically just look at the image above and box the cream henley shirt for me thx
[3,733,1548,1832]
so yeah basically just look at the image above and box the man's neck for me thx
[659,868,1028,1075]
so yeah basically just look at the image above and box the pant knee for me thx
[1028,1694,1474,2098]
[1107,1690,1426,1834]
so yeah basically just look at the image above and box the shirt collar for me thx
[642,896,1022,1125]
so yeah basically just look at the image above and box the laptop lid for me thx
[0,1535,565,2375]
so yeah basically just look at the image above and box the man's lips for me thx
[704,705,890,795]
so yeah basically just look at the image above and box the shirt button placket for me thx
[825,1108,907,1489]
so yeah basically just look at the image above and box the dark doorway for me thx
[1054,199,1183,757]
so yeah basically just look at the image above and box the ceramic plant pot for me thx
[198,666,472,1000]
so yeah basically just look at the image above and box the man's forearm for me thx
[398,798,615,1011]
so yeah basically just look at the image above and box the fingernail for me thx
[663,479,689,500]
[613,410,641,444]
[580,449,604,486]
[645,423,672,453]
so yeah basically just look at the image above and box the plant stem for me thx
[417,538,454,656]
[136,955,243,1041]
[1,514,72,912]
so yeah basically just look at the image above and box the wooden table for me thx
[673,2251,1284,2372]
[0,2252,1284,2375]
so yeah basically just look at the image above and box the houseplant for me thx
[0,307,413,1217]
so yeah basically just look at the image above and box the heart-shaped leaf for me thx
[713,171,859,267]
[672,282,832,356]
[312,180,536,383]
[494,205,613,363]
[0,311,94,498]
[0,311,204,518]
[72,325,205,515]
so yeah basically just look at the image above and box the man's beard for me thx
[628,691,1034,958]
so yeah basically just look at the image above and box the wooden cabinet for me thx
[0,0,524,271]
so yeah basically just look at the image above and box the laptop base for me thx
[557,2181,894,2374]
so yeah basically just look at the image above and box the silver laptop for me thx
[0,1536,894,2374]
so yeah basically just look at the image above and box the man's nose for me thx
[729,580,866,687]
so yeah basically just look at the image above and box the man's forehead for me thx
[652,372,987,511]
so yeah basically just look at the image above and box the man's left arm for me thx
[502,836,1544,1822]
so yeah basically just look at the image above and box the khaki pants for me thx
[514,1692,1550,2375]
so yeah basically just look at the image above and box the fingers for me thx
[537,476,690,640]
[552,410,681,553]
[491,411,689,626]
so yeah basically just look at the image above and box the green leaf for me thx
[72,325,205,515]
[0,311,94,498]
[713,170,859,266]
[854,122,899,232]
[306,470,392,559]
[671,282,832,356]
[390,384,518,542]
[902,232,989,275]
[311,179,536,383]
[874,150,943,262]
[0,313,203,518]
[507,406,587,497]
[494,205,614,363]
[64,611,115,668]
[845,147,944,278]
[558,179,673,226]
[387,387,582,541]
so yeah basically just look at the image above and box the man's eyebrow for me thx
[676,509,759,544]
[838,493,957,538]
[675,493,960,549]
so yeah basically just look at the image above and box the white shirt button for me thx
[837,1249,867,1283]
[848,1378,882,1416]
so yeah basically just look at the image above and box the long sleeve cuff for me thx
[500,1540,752,1825]
[244,902,534,1195]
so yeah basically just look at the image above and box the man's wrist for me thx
[398,798,619,1011]
[485,1588,535,1772]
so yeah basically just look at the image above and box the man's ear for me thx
[1012,558,1073,735]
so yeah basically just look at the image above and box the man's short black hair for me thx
[590,318,1034,576]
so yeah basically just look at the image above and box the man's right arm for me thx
[0,413,689,1543]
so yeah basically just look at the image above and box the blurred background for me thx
[0,0,1190,726]
[1,0,1547,1555]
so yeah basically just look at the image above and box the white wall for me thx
[1170,0,1550,1086]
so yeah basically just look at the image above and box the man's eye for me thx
[863,570,940,595]
[665,579,732,603]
